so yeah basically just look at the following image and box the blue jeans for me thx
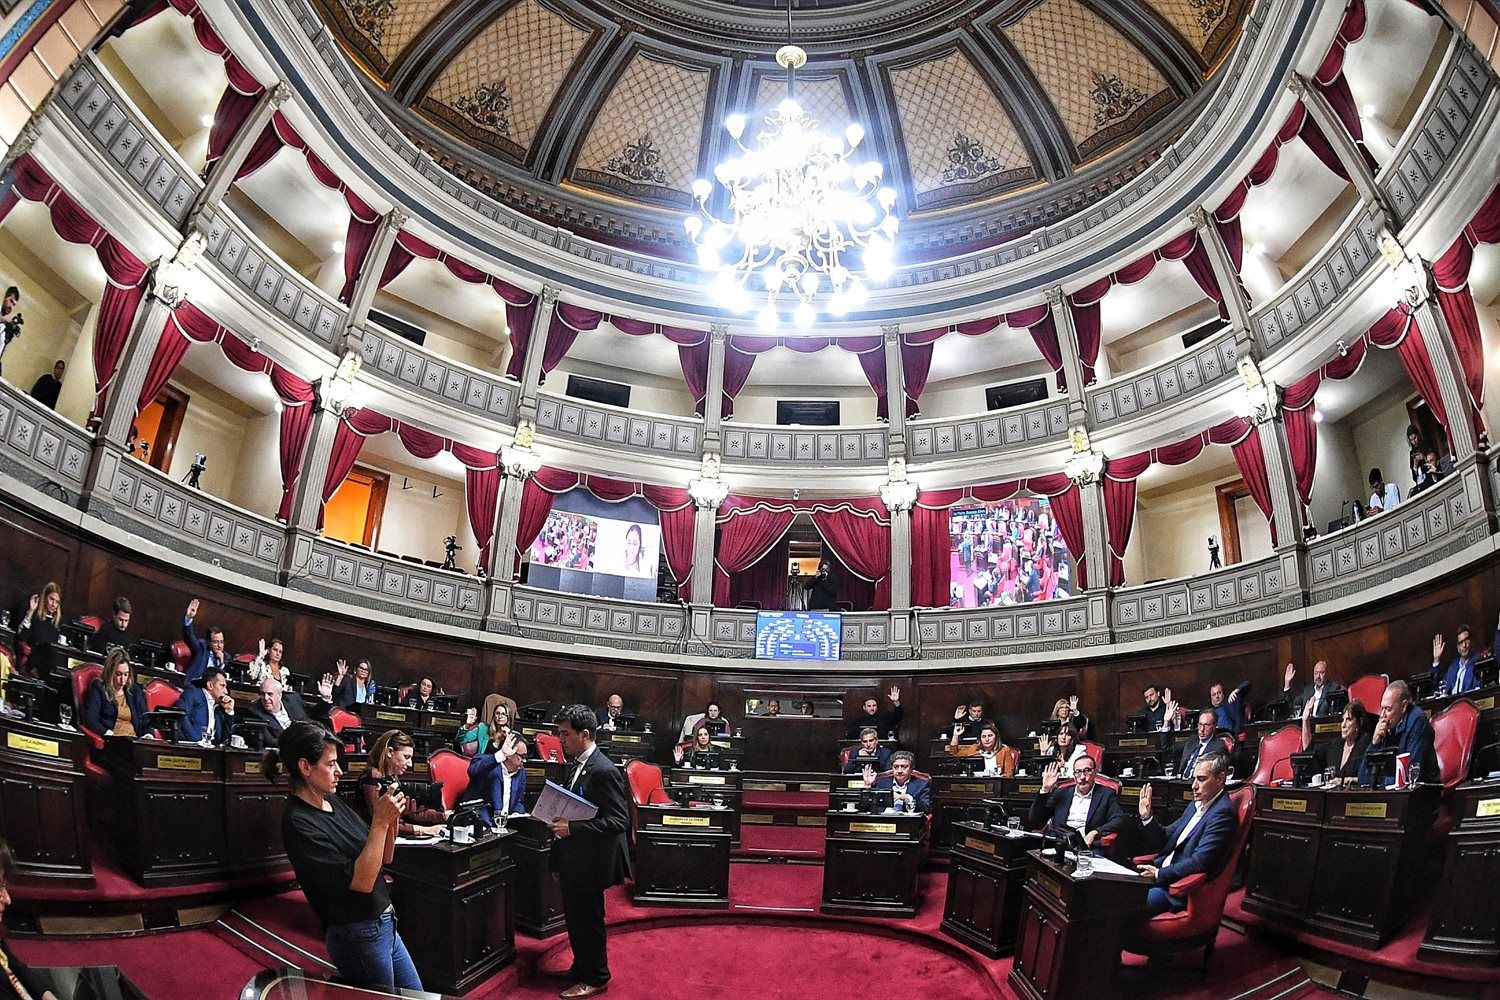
[325,911,423,992]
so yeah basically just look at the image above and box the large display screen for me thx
[949,497,1074,607]
[526,491,661,601]
[755,611,842,661]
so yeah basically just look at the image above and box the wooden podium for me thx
[385,832,516,994]
[931,774,1005,856]
[1243,783,1439,947]
[821,808,925,917]
[632,803,732,907]
[1009,849,1150,1000]
[103,738,226,887]
[0,714,93,887]
[223,746,289,879]
[505,814,566,937]
[1421,781,1500,965]
[941,822,1037,957]
[670,766,743,845]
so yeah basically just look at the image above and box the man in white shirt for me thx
[1368,468,1401,513]
[1028,755,1125,852]
[465,733,527,825]
[1136,753,1239,916]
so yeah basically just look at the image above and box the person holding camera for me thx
[0,286,23,378]
[267,721,422,991]
[359,730,448,837]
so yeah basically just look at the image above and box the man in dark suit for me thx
[842,727,892,774]
[594,693,637,732]
[1283,660,1345,717]
[1176,709,1224,775]
[1028,755,1125,853]
[843,685,902,740]
[1431,626,1484,696]
[179,666,235,746]
[1206,680,1251,735]
[549,704,631,999]
[862,751,931,813]
[181,598,226,683]
[241,677,332,738]
[947,701,992,741]
[465,731,528,826]
[1136,752,1239,916]
[1358,679,1440,787]
[91,596,136,654]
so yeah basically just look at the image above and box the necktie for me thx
[569,759,586,791]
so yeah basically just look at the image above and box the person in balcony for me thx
[1368,468,1401,513]
[27,359,64,410]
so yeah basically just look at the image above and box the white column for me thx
[1288,75,1385,211]
[882,324,906,444]
[1191,208,1253,336]
[517,286,559,422]
[1410,296,1479,461]
[702,323,728,444]
[1048,286,1090,424]
[1077,476,1109,591]
[490,468,533,583]
[186,84,288,228]
[343,210,406,337]
[689,493,721,608]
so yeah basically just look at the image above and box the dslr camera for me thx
[378,777,444,812]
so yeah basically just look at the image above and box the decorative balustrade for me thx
[1251,205,1381,357]
[1109,551,1298,638]
[720,423,886,466]
[360,323,518,423]
[288,535,485,627]
[502,585,685,653]
[915,595,1101,658]
[1087,328,1239,428]
[533,391,698,459]
[907,398,1069,462]
[0,381,91,499]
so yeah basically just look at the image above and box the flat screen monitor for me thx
[949,496,1075,608]
[526,491,662,602]
[754,611,842,661]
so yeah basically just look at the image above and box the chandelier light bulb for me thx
[757,304,779,330]
[691,179,712,201]
[877,187,897,210]
[800,272,821,298]
[725,114,747,140]
[794,301,816,327]
[683,215,704,236]
[845,123,865,148]
[828,291,849,317]
[697,246,721,268]
[779,98,802,119]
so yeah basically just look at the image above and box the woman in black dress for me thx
[1300,697,1370,786]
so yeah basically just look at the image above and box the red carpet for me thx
[741,789,829,810]
[734,824,825,858]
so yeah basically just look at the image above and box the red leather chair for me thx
[168,641,191,673]
[231,652,255,674]
[329,708,359,733]
[1126,785,1256,972]
[839,745,853,769]
[398,683,413,702]
[1250,724,1302,785]
[1432,699,1479,792]
[624,760,673,807]
[1347,673,1389,711]
[72,663,104,749]
[76,615,103,635]
[534,732,564,763]
[1083,740,1105,772]
[143,679,181,713]
[429,748,471,812]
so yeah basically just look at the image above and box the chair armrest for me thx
[81,725,104,751]
[1099,833,1117,847]
[1168,872,1208,898]
[1131,852,1155,865]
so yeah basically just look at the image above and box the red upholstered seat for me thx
[534,732,564,763]
[231,652,254,672]
[73,663,104,749]
[429,748,470,812]
[329,708,358,733]
[624,760,673,807]
[76,615,103,634]
[1126,786,1255,972]
[143,679,181,713]
[1432,699,1479,792]
[1250,724,1301,785]
[839,745,852,769]
[168,641,191,672]
[1083,741,1105,772]
[398,683,413,701]
[1347,673,1388,711]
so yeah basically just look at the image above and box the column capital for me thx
[881,322,901,344]
[1045,285,1065,309]
[268,83,291,108]
[1286,72,1309,97]
[709,322,729,342]
[1189,206,1212,231]
[6,120,41,164]
[380,209,408,235]
[541,285,562,306]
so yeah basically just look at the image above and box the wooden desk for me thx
[421,708,464,740]
[596,728,655,765]
[1243,783,1439,947]
[1422,683,1500,750]
[1100,730,1174,758]
[0,714,93,887]
[1009,849,1150,1000]
[103,738,226,887]
[941,822,1036,957]
[223,747,288,879]
[385,832,516,994]
[1421,781,1500,965]
[931,775,1006,855]
[505,814,565,937]
[356,702,423,737]
[669,767,742,845]
[821,809,925,917]
[739,714,841,775]
[522,761,568,812]
[632,804,732,908]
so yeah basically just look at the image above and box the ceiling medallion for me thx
[683,0,897,328]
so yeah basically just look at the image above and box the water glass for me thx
[1323,766,1336,787]
[1075,854,1094,878]
[57,705,73,728]
[1407,762,1423,789]
[1006,816,1021,835]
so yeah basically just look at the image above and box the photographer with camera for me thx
[358,730,448,837]
[0,286,22,378]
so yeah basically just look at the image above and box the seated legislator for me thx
[842,727,892,774]
[179,665,236,746]
[404,676,438,711]
[244,676,334,739]
[1039,723,1088,777]
[16,581,63,674]
[1135,753,1239,916]
[1300,697,1369,787]
[1142,684,1181,732]
[947,720,1017,775]
[90,596,136,654]
[81,648,147,741]
[1049,696,1090,737]
[699,702,731,737]
[333,658,377,709]
[360,731,448,837]
[1431,625,1487,696]
[1028,755,1125,853]
[1206,681,1251,736]
[1283,660,1345,717]
[247,637,291,686]
[860,751,931,813]
[947,702,991,742]
[457,700,527,758]
[595,693,637,731]
[1177,710,1225,775]
[181,598,228,682]
[674,724,721,768]
[842,685,903,740]
[1358,680,1440,787]
[465,731,527,826]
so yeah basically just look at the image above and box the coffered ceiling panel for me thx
[419,0,592,159]
[753,72,851,131]
[1145,0,1248,65]
[315,0,453,76]
[888,49,1034,209]
[1000,0,1176,159]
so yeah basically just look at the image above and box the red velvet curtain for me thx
[1103,453,1152,586]
[726,534,790,610]
[810,500,892,610]
[1281,372,1321,514]
[610,318,708,418]
[899,339,933,417]
[1431,182,1500,419]
[713,499,797,606]
[910,503,951,608]
[1313,0,1379,173]
[153,0,264,172]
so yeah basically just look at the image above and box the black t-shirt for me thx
[283,793,390,930]
[0,938,43,1000]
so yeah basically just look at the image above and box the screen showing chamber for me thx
[949,496,1074,608]
[526,491,661,601]
[755,611,842,661]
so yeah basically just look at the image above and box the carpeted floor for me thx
[735,823,826,858]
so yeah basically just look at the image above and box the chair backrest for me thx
[839,745,853,768]
[1432,699,1480,790]
[329,707,359,733]
[624,759,670,807]
[1082,741,1105,771]
[679,712,706,742]
[77,615,103,634]
[231,653,255,670]
[143,678,181,713]
[534,731,564,763]
[1093,775,1120,792]
[428,748,471,812]
[1251,724,1302,785]
[1347,673,1389,711]
[1185,786,1256,917]
[399,683,413,701]
[169,641,192,671]
[479,693,519,727]
[72,663,102,712]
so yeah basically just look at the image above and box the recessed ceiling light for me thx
[331,240,345,253]
[200,113,215,128]
[1312,409,1324,424]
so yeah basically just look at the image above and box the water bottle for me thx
[1407,762,1422,789]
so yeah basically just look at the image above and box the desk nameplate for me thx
[663,814,711,827]
[1343,801,1389,819]
[1475,797,1500,818]
[849,821,897,834]
[468,847,504,871]
[1475,696,1495,711]
[374,711,407,723]
[1116,737,1151,748]
[686,775,726,785]
[156,754,204,771]
[6,732,59,757]
[1271,798,1307,813]
[962,836,997,854]
[948,782,991,793]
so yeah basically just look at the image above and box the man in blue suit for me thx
[465,731,528,826]
[1028,755,1126,853]
[1135,752,1238,916]
[1358,679,1440,787]
[842,726,892,774]
[1430,625,1483,696]
[862,750,931,813]
[1205,681,1251,736]
[181,598,227,683]
[179,666,235,746]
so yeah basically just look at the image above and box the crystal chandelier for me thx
[684,3,897,328]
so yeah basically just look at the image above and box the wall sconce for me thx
[1063,425,1105,485]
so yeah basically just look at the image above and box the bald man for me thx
[243,675,332,737]
[1283,660,1344,717]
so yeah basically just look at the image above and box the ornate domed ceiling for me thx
[312,0,1249,260]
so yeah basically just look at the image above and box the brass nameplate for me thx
[950,782,989,793]
[429,719,459,731]
[846,779,864,788]
[1117,738,1150,748]
[242,761,263,775]
[1476,696,1495,711]
[468,848,502,871]
[1120,787,1140,799]
[1271,798,1307,813]
[526,767,546,779]
[610,734,641,744]
[687,775,725,785]
[1018,783,1041,795]
[7,732,59,757]
[1345,801,1388,819]
[1036,872,1063,899]
[1475,798,1500,818]
[347,761,368,773]
[1314,723,1340,735]
[1182,790,1196,801]
[962,836,997,854]
[710,740,732,749]
[849,821,897,834]
[521,725,549,735]
[663,814,710,827]
[375,711,406,722]
[157,754,202,771]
